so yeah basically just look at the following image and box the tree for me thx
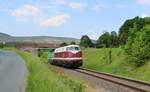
[125,25,150,66]
[80,35,92,48]
[97,32,111,48]
[110,31,119,47]
[60,42,68,46]
[118,16,147,45]
[70,41,76,45]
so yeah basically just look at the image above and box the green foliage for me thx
[125,25,150,67]
[82,48,150,82]
[38,49,47,57]
[0,43,14,48]
[70,41,76,45]
[14,49,85,92]
[110,31,119,47]
[40,52,49,63]
[0,44,3,48]
[108,49,112,64]
[60,42,68,46]
[119,16,150,67]
[80,35,92,48]
[97,31,119,48]
[118,16,150,45]
[97,32,110,48]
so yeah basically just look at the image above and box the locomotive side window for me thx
[67,47,80,51]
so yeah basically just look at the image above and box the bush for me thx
[125,25,150,67]
[0,43,14,48]
[60,42,68,46]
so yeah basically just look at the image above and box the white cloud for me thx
[137,0,150,5]
[140,13,149,18]
[40,13,70,27]
[69,2,85,10]
[11,4,70,27]
[11,5,40,19]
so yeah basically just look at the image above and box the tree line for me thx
[80,31,119,48]
[79,16,150,67]
[79,16,150,48]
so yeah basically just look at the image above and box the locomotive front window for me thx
[67,47,80,51]
[75,47,80,50]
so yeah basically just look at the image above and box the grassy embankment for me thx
[7,48,85,92]
[82,48,150,82]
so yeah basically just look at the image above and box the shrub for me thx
[125,25,150,67]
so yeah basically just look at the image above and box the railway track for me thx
[75,68,150,92]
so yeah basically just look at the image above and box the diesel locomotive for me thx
[50,45,83,68]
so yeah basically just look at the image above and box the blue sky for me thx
[0,0,150,39]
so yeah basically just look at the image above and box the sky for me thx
[0,0,150,40]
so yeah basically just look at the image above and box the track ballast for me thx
[75,68,150,92]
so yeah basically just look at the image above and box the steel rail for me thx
[75,68,150,92]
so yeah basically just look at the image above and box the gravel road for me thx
[0,50,27,92]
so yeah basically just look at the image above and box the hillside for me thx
[0,32,12,42]
[0,32,80,44]
[82,48,150,82]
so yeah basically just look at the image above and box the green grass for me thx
[5,48,85,92]
[82,48,150,82]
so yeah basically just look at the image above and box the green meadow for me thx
[82,48,150,82]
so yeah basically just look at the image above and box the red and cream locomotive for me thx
[50,45,83,68]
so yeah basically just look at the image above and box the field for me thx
[7,48,86,92]
[2,47,150,92]
[82,48,150,82]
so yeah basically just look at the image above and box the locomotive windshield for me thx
[67,47,80,51]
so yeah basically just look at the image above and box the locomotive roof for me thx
[65,45,79,48]
[54,45,80,53]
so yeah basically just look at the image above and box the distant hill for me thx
[0,32,12,42]
[0,32,80,44]
[0,32,97,44]
[0,32,11,37]
[10,36,80,44]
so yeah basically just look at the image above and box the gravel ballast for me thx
[51,65,142,92]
